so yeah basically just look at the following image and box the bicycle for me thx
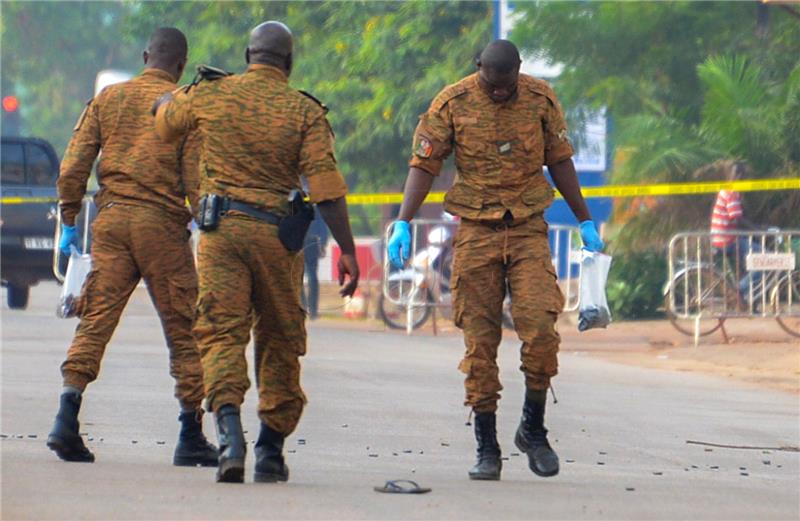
[379,219,514,331]
[665,231,800,338]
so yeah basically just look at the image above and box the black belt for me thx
[224,200,282,225]
[462,212,541,231]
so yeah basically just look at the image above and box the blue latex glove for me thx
[579,220,604,252]
[387,220,411,268]
[59,224,80,256]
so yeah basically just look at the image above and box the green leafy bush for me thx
[606,250,667,320]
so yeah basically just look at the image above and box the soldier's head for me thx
[143,27,188,82]
[476,40,522,103]
[246,21,294,76]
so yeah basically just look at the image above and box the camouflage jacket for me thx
[155,64,347,215]
[58,68,197,226]
[409,73,574,221]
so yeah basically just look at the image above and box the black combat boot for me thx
[514,389,559,477]
[254,422,289,483]
[214,405,246,483]
[173,410,219,467]
[46,391,95,463]
[468,412,502,480]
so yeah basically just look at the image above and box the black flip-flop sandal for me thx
[373,479,432,494]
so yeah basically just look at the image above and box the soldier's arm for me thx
[300,109,359,297]
[154,90,196,144]
[399,101,454,221]
[397,168,435,222]
[549,160,591,222]
[317,197,359,297]
[57,99,101,226]
[179,129,202,216]
[540,89,591,222]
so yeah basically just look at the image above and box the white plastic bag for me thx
[57,247,92,318]
[578,251,612,331]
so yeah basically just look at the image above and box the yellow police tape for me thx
[2,178,798,206]
[343,178,800,205]
[0,196,60,204]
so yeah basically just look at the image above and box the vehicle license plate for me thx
[24,236,54,250]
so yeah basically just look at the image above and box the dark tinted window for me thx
[1,142,25,185]
[26,143,57,186]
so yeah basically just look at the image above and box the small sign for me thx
[745,253,796,271]
[24,236,54,250]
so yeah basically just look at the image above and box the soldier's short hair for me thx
[480,40,522,74]
[147,27,188,63]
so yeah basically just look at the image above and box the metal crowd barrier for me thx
[381,218,583,335]
[550,223,583,312]
[52,198,96,283]
[666,229,800,344]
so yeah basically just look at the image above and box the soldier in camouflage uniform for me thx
[47,28,218,468]
[154,21,359,484]
[387,40,604,481]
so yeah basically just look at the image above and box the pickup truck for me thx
[1,136,61,308]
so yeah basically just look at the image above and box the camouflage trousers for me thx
[452,213,564,413]
[61,203,204,409]
[194,213,307,436]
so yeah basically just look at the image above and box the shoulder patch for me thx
[414,137,434,158]
[298,90,329,114]
[73,98,94,131]
[431,82,469,112]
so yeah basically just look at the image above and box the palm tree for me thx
[610,55,800,253]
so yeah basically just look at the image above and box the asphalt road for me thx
[2,283,798,520]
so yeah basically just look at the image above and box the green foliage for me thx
[697,56,782,172]
[121,2,291,73]
[512,1,798,124]
[513,2,800,254]
[1,2,139,154]
[1,0,490,200]
[606,250,667,320]
[5,1,798,243]
[612,55,800,251]
[281,1,491,193]
[782,65,800,164]
[612,114,715,184]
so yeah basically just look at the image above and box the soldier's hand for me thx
[59,224,80,257]
[337,253,360,298]
[387,220,411,268]
[579,220,604,252]
[151,92,174,116]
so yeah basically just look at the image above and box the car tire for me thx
[7,283,29,309]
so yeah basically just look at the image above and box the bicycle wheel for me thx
[378,280,431,330]
[773,271,800,338]
[666,267,737,337]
